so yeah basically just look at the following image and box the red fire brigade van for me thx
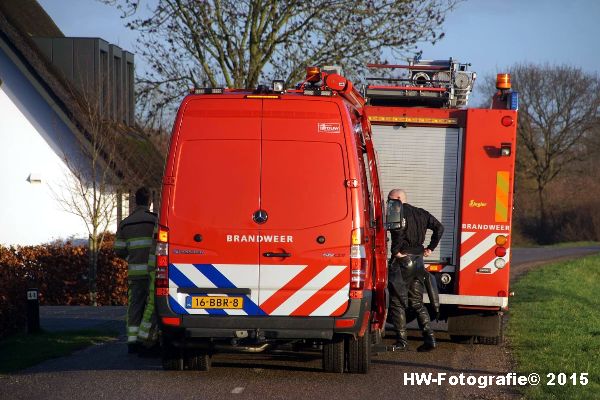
[155,68,388,373]
[364,58,518,344]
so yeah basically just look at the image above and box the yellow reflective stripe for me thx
[127,237,153,249]
[129,264,148,271]
[127,326,139,333]
[128,264,148,276]
[127,335,138,343]
[368,115,457,125]
[495,171,509,222]
[140,321,152,330]
[129,272,148,277]
[114,240,127,249]
[147,255,156,267]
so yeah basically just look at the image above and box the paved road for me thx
[511,245,600,265]
[510,245,600,283]
[1,246,598,400]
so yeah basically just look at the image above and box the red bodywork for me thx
[365,102,517,310]
[159,87,388,335]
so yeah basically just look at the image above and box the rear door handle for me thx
[263,252,291,258]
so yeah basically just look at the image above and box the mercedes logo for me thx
[253,209,268,224]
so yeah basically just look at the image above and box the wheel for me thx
[449,335,473,344]
[322,335,345,373]
[347,328,371,374]
[477,333,503,345]
[161,337,184,371]
[185,349,211,371]
[476,314,504,345]
[162,347,184,370]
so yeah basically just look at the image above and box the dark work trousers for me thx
[127,277,149,344]
[387,256,434,341]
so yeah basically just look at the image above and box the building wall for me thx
[0,45,117,245]
[34,37,135,126]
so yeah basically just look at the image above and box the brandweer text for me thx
[226,235,293,243]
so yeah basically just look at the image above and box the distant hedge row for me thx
[0,236,127,338]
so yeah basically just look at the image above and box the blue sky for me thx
[39,0,600,102]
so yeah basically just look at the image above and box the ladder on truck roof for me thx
[364,58,476,108]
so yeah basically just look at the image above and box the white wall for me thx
[0,45,115,245]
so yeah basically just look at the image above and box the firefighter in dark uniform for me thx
[114,187,157,353]
[386,189,443,352]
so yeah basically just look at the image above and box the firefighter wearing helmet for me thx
[386,189,443,352]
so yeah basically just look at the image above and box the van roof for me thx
[183,89,358,105]
[185,91,329,97]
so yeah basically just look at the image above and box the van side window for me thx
[355,122,375,229]
[354,121,378,229]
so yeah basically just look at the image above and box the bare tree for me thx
[50,83,159,305]
[480,64,600,240]
[101,0,458,129]
[51,96,120,305]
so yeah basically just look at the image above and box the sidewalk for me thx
[40,306,126,334]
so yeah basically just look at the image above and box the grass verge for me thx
[0,329,118,374]
[509,253,600,399]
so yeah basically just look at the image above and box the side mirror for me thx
[385,199,405,230]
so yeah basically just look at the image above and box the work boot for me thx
[392,311,408,351]
[393,335,409,351]
[417,333,437,352]
[414,300,436,352]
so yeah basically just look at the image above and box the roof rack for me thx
[364,57,476,108]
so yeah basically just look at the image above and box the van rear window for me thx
[261,140,348,229]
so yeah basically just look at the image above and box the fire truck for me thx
[364,58,518,343]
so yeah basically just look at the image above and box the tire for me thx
[322,335,345,373]
[347,329,371,374]
[185,349,211,371]
[162,347,184,371]
[477,335,500,345]
[477,315,504,345]
[161,336,184,371]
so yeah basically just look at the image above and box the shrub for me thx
[0,235,127,338]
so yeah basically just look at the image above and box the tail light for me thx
[495,235,507,246]
[495,247,507,257]
[161,317,181,326]
[494,234,508,269]
[426,263,443,273]
[155,225,169,296]
[350,228,367,290]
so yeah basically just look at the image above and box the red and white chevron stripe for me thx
[168,263,350,316]
[459,231,510,274]
[259,264,350,316]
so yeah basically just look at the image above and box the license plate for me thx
[187,296,244,309]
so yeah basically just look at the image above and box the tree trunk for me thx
[537,186,549,244]
[88,235,98,306]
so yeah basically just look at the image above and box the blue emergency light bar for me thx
[509,92,519,110]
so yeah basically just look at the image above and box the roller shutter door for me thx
[371,125,461,264]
